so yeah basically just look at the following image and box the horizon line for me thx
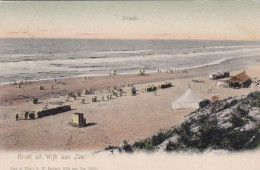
[1,37,260,42]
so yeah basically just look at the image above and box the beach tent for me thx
[171,88,204,109]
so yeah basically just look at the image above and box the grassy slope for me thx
[113,91,260,152]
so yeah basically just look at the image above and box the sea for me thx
[0,39,260,85]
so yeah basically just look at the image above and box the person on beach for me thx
[81,99,85,104]
[29,112,35,119]
[24,112,29,120]
[15,114,19,121]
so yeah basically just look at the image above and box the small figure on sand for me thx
[24,112,29,120]
[208,87,214,93]
[81,99,85,104]
[15,114,19,121]
[29,112,35,119]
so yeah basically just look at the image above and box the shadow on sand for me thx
[85,122,97,127]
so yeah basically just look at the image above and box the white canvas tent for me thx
[171,88,204,109]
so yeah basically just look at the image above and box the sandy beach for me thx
[0,55,260,151]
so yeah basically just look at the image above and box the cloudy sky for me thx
[0,1,260,40]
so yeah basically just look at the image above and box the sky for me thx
[0,1,260,40]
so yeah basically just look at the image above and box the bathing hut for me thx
[228,71,251,88]
[209,72,230,80]
[137,70,145,75]
[111,70,116,76]
[69,113,87,127]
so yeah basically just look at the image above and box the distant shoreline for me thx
[1,39,260,85]
[0,54,260,104]
[1,54,260,87]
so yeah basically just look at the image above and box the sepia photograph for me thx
[0,0,260,169]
